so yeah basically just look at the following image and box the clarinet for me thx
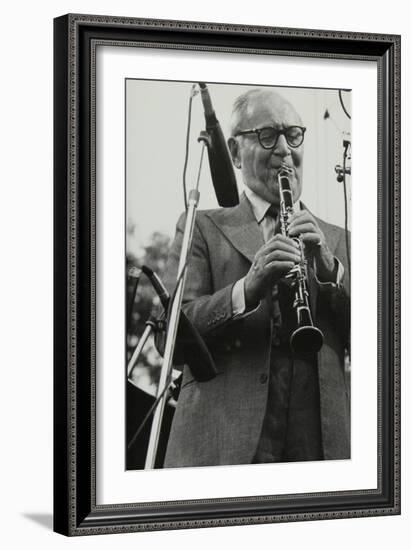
[277,165,324,354]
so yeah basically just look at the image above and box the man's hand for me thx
[244,234,301,309]
[288,210,336,282]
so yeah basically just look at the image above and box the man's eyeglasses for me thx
[234,126,306,150]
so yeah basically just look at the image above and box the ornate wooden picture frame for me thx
[53,14,400,536]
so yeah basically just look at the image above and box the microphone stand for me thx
[127,266,168,379]
[127,266,141,329]
[144,138,207,469]
[127,315,164,379]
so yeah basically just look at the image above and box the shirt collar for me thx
[244,187,271,224]
[244,186,301,224]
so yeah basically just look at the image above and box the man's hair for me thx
[230,89,263,137]
[230,88,301,136]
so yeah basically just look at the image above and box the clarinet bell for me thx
[291,325,324,354]
[290,305,324,353]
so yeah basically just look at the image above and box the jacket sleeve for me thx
[164,212,237,338]
[315,228,351,349]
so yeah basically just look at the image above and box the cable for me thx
[182,85,197,211]
[342,143,351,281]
[338,90,351,120]
[127,375,173,451]
[169,138,205,319]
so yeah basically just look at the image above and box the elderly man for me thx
[163,88,350,468]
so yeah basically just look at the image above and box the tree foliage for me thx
[126,230,171,391]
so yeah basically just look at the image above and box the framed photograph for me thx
[53,14,400,536]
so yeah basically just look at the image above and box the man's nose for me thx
[272,134,291,157]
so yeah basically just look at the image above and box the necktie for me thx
[264,207,283,347]
[265,205,281,237]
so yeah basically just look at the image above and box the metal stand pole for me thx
[127,324,153,379]
[144,143,205,469]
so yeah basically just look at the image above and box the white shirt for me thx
[231,187,344,317]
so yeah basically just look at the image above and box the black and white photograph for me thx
[125,80,352,471]
[0,0,407,543]
[52,13,400,537]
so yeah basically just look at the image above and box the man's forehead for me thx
[243,91,300,126]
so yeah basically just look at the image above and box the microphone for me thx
[198,82,239,207]
[142,266,218,382]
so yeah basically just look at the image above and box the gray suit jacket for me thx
[164,194,350,468]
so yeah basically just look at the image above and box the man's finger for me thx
[265,260,296,273]
[288,222,317,236]
[257,243,300,261]
[265,234,299,250]
[289,210,314,223]
[264,249,301,265]
[300,232,322,246]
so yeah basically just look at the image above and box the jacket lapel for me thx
[315,216,342,254]
[205,193,264,264]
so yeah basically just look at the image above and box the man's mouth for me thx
[269,165,295,179]
[271,163,294,173]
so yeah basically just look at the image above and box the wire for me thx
[338,90,351,120]
[182,86,196,211]
[342,143,351,281]
[127,375,173,451]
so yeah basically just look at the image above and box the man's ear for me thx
[227,137,241,169]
